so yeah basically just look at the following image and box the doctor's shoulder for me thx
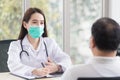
[9,40,21,50]
[43,37,57,45]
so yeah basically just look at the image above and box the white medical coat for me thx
[7,36,72,78]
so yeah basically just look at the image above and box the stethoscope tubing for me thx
[19,39,48,59]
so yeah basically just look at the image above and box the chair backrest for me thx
[117,45,120,56]
[77,77,120,80]
[0,39,16,72]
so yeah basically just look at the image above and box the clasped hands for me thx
[32,57,61,76]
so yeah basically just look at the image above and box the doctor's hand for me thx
[32,68,50,77]
[45,57,60,73]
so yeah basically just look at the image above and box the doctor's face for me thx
[24,12,44,30]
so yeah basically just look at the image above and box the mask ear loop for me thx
[20,40,29,59]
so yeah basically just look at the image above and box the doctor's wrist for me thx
[57,65,63,72]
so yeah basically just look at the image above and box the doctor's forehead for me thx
[31,19,44,22]
[30,13,44,21]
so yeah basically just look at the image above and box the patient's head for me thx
[90,17,120,53]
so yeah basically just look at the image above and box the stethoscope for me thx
[19,40,48,59]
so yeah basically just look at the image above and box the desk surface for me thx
[0,72,60,80]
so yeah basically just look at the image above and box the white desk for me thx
[0,72,60,80]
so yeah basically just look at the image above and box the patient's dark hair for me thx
[92,17,120,51]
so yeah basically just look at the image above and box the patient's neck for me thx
[93,48,117,57]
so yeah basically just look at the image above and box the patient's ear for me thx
[90,36,95,49]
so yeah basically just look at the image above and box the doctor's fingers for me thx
[32,68,49,76]
[45,65,58,73]
[37,68,50,76]
[45,61,56,66]
[47,57,53,62]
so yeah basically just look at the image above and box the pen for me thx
[41,62,48,78]
[41,62,45,67]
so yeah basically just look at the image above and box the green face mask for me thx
[28,25,44,38]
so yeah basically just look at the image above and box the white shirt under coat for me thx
[7,36,72,78]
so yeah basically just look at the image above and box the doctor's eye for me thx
[40,21,44,25]
[32,21,37,24]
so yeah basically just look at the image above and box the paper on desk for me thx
[10,73,35,79]
[35,74,55,79]
[11,73,55,79]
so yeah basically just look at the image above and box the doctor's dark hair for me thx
[18,7,48,39]
[92,17,120,51]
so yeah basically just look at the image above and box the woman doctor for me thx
[7,7,72,78]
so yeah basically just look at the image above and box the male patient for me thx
[61,17,120,80]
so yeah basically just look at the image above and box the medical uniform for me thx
[61,56,120,80]
[7,36,72,78]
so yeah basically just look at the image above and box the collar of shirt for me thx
[88,56,120,64]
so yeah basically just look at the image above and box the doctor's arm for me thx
[47,40,72,73]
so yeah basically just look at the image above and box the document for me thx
[10,73,35,79]
[10,73,62,79]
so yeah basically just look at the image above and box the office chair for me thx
[117,45,120,56]
[77,77,120,80]
[0,39,16,72]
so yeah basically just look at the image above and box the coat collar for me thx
[22,35,45,52]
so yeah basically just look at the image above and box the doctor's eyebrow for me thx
[32,19,44,22]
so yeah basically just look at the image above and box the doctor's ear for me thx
[23,21,28,29]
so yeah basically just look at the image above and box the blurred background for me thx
[0,0,120,64]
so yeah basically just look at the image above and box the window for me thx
[0,0,104,64]
[70,0,103,64]
[30,0,63,48]
[0,0,22,40]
